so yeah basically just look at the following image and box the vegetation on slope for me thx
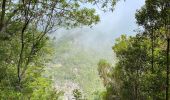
[47,32,114,99]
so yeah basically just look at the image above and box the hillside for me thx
[47,31,115,99]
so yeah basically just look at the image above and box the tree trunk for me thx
[166,38,170,100]
[0,0,6,31]
[151,27,155,100]
[151,28,154,72]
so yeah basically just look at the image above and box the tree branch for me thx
[0,0,6,31]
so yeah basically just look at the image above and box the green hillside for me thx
[47,32,114,99]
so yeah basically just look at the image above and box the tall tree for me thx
[0,0,120,98]
[0,0,119,90]
[135,0,170,99]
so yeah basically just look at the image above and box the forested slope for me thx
[47,31,115,99]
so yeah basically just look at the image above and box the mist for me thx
[49,0,145,99]
[51,0,145,54]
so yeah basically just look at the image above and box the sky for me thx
[53,0,145,56]
[95,0,145,38]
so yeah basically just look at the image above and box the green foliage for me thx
[0,0,119,99]
[98,59,112,87]
[135,0,170,99]
[97,1,170,99]
[73,89,84,100]
[0,31,63,99]
[98,34,168,100]
[135,0,170,29]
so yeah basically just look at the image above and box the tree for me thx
[0,32,64,99]
[135,0,170,99]
[112,35,150,100]
[98,59,112,87]
[97,59,119,100]
[98,34,167,99]
[0,0,120,98]
[0,0,118,90]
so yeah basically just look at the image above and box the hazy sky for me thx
[88,0,145,43]
[54,0,145,54]
[95,0,145,37]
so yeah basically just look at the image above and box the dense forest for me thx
[0,0,170,100]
